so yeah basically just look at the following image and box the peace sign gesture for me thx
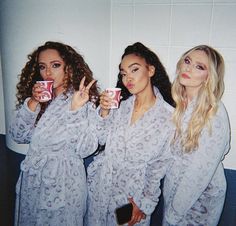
[71,76,96,110]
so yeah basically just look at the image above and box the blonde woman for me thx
[163,45,231,226]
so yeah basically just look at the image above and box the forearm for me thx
[9,98,40,143]
[168,115,230,222]
[134,154,172,215]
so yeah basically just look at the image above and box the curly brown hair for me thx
[16,41,100,121]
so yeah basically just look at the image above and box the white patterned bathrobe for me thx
[86,87,174,226]
[162,101,231,226]
[9,90,99,226]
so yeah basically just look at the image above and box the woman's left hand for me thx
[71,76,96,110]
[128,197,146,226]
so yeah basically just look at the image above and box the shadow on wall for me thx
[0,134,235,226]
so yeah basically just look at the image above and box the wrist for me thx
[100,108,110,118]
[70,102,84,111]
[27,97,40,111]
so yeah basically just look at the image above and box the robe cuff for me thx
[133,196,157,216]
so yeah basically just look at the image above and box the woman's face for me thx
[38,49,66,93]
[179,50,209,93]
[120,54,154,95]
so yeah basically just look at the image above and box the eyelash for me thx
[184,58,190,64]
[38,63,61,70]
[132,67,139,73]
[184,58,205,70]
[120,67,139,77]
[38,65,45,70]
[52,63,61,68]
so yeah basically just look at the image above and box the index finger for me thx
[79,76,86,90]
[85,79,96,91]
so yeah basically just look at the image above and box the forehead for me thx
[120,54,146,68]
[38,49,63,62]
[187,50,209,65]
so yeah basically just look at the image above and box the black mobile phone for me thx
[115,203,133,225]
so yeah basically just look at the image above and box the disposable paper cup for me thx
[36,80,53,102]
[105,88,121,109]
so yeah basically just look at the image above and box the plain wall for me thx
[0,55,5,134]
[0,0,235,169]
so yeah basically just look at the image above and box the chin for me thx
[128,90,136,95]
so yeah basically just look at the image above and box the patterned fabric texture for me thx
[9,90,99,226]
[85,87,175,226]
[163,101,231,226]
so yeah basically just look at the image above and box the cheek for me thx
[139,74,150,84]
[40,71,47,79]
[122,77,127,85]
[56,71,66,80]
[197,72,208,83]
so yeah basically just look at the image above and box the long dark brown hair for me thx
[116,42,175,107]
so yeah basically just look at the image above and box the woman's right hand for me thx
[27,83,42,111]
[128,197,146,226]
[99,91,112,118]
[31,83,44,102]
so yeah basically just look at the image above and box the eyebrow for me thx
[38,60,62,64]
[186,56,207,69]
[120,62,141,71]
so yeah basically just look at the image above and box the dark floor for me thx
[1,134,236,226]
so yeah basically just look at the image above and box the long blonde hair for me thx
[172,45,225,152]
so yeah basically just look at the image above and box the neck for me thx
[131,87,156,124]
[185,87,199,104]
[134,89,156,109]
[53,84,65,97]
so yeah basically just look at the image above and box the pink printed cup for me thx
[105,88,121,109]
[36,80,54,102]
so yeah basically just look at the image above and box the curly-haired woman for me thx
[9,41,100,226]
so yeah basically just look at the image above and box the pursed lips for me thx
[181,73,191,79]
[126,83,134,89]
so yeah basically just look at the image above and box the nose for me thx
[126,72,133,81]
[46,67,51,76]
[186,64,191,72]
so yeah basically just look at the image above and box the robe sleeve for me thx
[65,102,97,158]
[166,107,231,224]
[133,138,173,215]
[89,105,115,146]
[9,98,40,144]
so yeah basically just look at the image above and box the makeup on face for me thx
[120,54,152,95]
[38,49,66,96]
[179,50,209,90]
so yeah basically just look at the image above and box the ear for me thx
[148,65,155,77]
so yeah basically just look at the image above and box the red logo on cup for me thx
[36,80,54,102]
[105,88,121,109]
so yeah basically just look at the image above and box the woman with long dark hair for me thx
[86,42,175,226]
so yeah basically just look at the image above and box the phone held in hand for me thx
[115,203,133,225]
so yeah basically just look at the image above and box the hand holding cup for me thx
[99,88,121,118]
[28,80,53,111]
[35,80,54,102]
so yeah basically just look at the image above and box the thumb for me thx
[128,197,134,205]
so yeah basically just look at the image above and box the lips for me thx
[181,73,191,79]
[126,83,134,89]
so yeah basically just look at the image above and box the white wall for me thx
[0,55,6,134]
[0,0,235,169]
[109,0,236,170]
[0,0,111,153]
